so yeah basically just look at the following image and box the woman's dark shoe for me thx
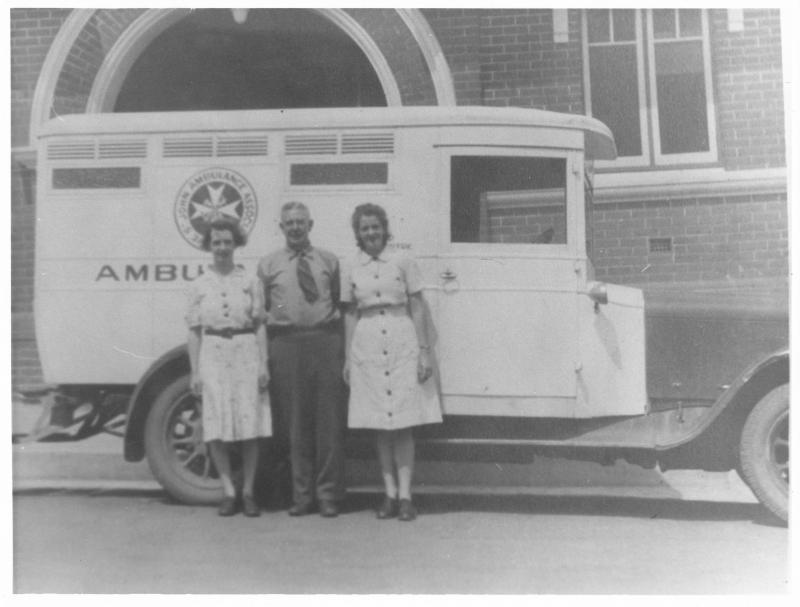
[242,495,260,518]
[398,499,417,522]
[376,496,399,519]
[218,496,238,517]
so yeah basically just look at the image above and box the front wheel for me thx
[739,384,789,523]
[144,375,223,505]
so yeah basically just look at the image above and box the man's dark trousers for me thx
[269,327,346,507]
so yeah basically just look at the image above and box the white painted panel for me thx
[441,395,574,417]
[433,285,577,402]
[36,291,157,384]
[576,282,647,417]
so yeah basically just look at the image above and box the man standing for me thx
[258,201,346,517]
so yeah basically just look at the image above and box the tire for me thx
[144,375,223,505]
[739,384,789,523]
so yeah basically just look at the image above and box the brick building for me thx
[10,8,787,387]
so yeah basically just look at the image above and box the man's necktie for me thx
[296,253,319,303]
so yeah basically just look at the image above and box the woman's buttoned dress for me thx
[186,266,272,442]
[343,249,442,430]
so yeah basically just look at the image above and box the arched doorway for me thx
[114,9,387,111]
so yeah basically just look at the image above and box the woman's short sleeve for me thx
[400,255,424,295]
[185,279,203,328]
[249,274,267,323]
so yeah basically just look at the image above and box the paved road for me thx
[13,488,788,594]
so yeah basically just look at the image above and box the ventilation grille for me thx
[285,133,395,156]
[649,237,673,253]
[47,141,96,160]
[285,135,338,155]
[341,133,394,154]
[162,135,269,158]
[163,137,214,158]
[98,140,147,159]
[47,139,148,160]
[216,136,269,157]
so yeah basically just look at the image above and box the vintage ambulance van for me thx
[33,106,789,521]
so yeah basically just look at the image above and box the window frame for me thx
[440,146,582,259]
[646,9,718,165]
[582,9,650,168]
[582,8,718,168]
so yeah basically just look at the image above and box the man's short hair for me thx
[281,201,310,218]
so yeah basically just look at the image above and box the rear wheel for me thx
[739,384,789,523]
[144,375,222,505]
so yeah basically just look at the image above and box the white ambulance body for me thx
[36,106,643,421]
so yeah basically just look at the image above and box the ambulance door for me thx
[432,149,581,418]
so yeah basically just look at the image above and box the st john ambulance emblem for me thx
[174,168,258,249]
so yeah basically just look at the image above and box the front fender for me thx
[123,344,189,462]
[657,347,788,452]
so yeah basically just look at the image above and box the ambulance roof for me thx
[38,105,617,161]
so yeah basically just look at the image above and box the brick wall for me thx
[10,8,72,147]
[346,9,438,105]
[592,193,788,284]
[711,10,786,170]
[423,9,483,105]
[426,9,584,111]
[11,159,42,387]
[53,9,144,118]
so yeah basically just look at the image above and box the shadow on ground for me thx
[13,486,784,527]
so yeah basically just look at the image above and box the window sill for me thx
[592,166,786,204]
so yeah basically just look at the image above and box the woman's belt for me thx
[204,327,255,339]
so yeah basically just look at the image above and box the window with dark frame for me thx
[450,156,567,245]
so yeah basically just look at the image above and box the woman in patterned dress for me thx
[186,218,271,517]
[343,203,442,521]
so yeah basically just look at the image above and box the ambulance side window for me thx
[450,156,567,245]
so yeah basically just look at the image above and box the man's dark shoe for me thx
[398,498,417,522]
[242,495,260,518]
[218,496,238,517]
[288,502,315,517]
[376,496,398,519]
[319,500,339,518]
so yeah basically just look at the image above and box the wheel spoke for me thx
[169,436,196,447]
[181,450,202,468]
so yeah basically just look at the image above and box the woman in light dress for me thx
[186,218,271,517]
[343,203,442,521]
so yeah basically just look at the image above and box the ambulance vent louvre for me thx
[98,139,147,159]
[47,141,96,160]
[341,133,394,155]
[162,137,214,158]
[216,136,269,157]
[285,135,338,156]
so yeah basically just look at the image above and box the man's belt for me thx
[267,320,341,338]
[204,327,256,339]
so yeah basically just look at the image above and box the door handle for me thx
[440,269,457,281]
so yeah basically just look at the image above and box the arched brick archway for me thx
[29,8,455,141]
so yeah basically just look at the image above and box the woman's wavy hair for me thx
[200,217,247,251]
[351,203,391,251]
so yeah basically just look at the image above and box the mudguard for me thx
[123,345,189,461]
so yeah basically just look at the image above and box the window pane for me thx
[678,9,702,37]
[653,9,676,39]
[612,10,636,42]
[589,45,642,157]
[450,156,566,245]
[290,162,387,185]
[587,10,610,43]
[52,167,141,189]
[655,41,709,154]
